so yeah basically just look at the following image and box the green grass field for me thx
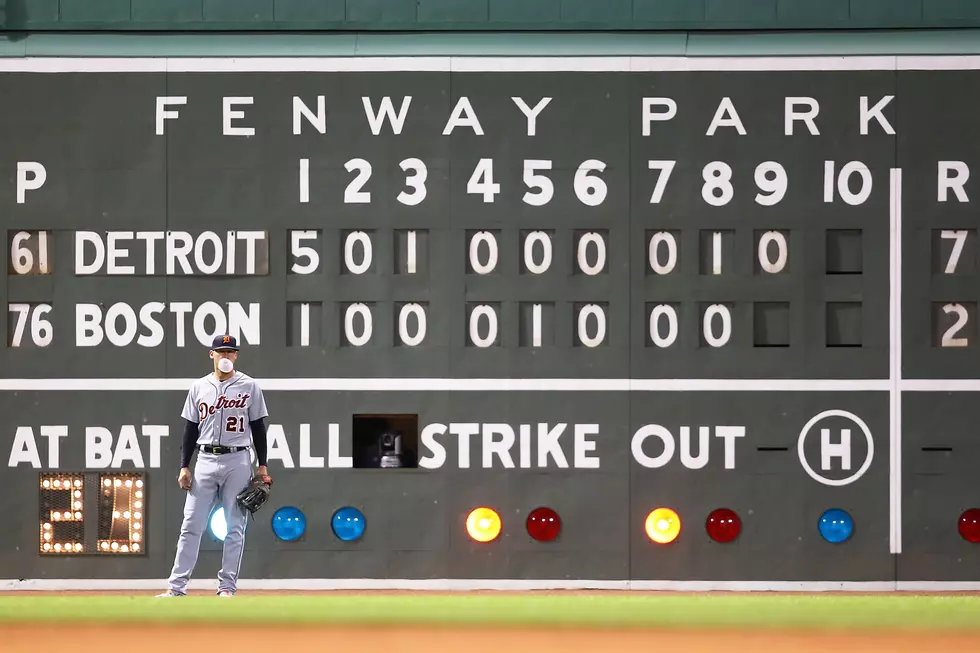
[1,594,980,631]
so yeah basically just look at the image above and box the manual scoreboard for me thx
[1,58,978,585]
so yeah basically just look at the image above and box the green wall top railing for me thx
[3,0,980,32]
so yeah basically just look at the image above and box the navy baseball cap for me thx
[211,334,239,351]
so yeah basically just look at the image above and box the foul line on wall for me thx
[889,168,903,556]
[2,578,979,592]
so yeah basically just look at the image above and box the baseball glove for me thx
[236,473,273,514]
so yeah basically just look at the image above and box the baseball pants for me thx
[166,449,252,594]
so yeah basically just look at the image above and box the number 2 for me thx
[225,416,244,432]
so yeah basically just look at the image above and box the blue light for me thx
[332,507,366,541]
[271,506,307,542]
[817,508,854,543]
[209,507,227,542]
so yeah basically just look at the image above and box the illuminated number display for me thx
[37,472,146,555]
[97,473,145,554]
[38,473,85,554]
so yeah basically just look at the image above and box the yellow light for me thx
[74,543,83,552]
[101,542,109,550]
[113,511,120,519]
[114,479,121,487]
[43,523,51,531]
[103,479,111,487]
[74,479,82,487]
[644,508,682,544]
[465,507,502,543]
[121,545,129,553]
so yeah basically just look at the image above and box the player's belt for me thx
[199,445,249,455]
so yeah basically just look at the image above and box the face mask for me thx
[217,358,234,373]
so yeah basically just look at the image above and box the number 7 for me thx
[648,160,676,203]
[941,230,969,273]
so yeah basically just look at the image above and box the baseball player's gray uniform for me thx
[161,344,269,597]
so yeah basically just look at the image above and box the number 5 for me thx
[523,159,554,206]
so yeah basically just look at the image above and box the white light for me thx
[74,490,81,498]
[101,542,109,550]
[43,543,51,551]
[74,512,82,519]
[103,479,111,487]
[43,523,51,531]
[134,512,142,519]
[53,480,61,488]
[135,480,144,488]
[42,480,50,488]
[52,512,60,520]
[74,543,83,552]
[54,543,62,551]
[74,479,82,487]
[133,522,142,531]
[43,533,51,541]
[135,491,143,499]
[132,544,140,552]
[120,545,129,553]
[113,511,120,519]
[209,508,228,542]
[133,533,141,542]
[110,542,119,550]
[134,501,143,509]
[657,519,669,531]
[114,479,121,487]
[123,511,131,519]
[125,480,133,488]
[73,501,81,510]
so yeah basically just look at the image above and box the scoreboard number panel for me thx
[38,472,146,555]
[0,67,910,381]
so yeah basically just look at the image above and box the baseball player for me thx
[157,334,270,598]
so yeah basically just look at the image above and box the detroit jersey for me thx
[181,371,269,448]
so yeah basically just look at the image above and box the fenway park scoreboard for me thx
[1,57,979,586]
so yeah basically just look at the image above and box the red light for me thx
[705,508,741,543]
[959,509,980,543]
[526,507,561,542]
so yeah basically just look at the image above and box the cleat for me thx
[156,590,184,597]
[216,590,234,598]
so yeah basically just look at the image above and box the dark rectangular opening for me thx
[352,414,419,469]
[921,446,953,452]
[757,446,789,452]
